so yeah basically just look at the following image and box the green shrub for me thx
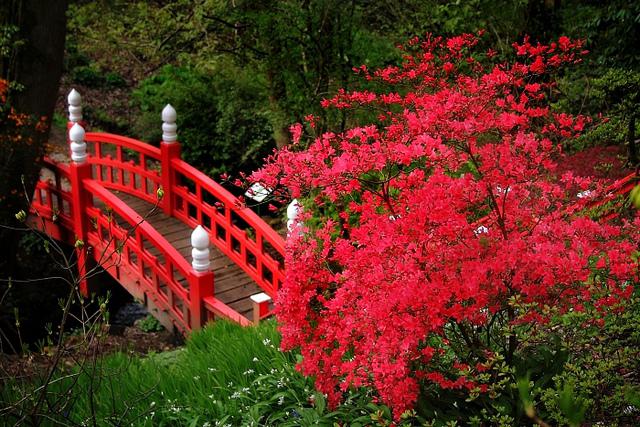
[557,68,640,153]
[133,65,275,179]
[137,314,163,333]
[70,65,127,89]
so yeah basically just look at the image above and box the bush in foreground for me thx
[252,32,640,423]
[1,320,409,426]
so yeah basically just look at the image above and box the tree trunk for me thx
[0,0,68,274]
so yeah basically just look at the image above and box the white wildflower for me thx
[474,225,489,235]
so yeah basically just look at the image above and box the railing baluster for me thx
[196,183,202,224]
[256,232,264,280]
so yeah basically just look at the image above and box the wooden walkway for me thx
[111,191,262,321]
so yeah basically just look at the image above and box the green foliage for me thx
[558,68,640,151]
[133,65,275,178]
[0,24,23,59]
[137,314,163,333]
[70,65,126,89]
[400,285,640,426]
[560,0,640,68]
[1,320,423,426]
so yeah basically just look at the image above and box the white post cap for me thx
[68,88,82,123]
[286,199,301,232]
[191,225,210,272]
[162,104,177,143]
[250,292,272,304]
[69,123,87,164]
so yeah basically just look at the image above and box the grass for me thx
[0,320,400,426]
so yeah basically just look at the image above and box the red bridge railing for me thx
[29,89,285,332]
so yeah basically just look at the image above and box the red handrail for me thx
[171,159,285,297]
[83,180,193,331]
[85,132,162,204]
[29,158,75,241]
[86,132,161,160]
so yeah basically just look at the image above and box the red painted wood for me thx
[203,296,252,326]
[171,159,285,297]
[189,270,214,329]
[83,180,193,332]
[161,141,181,216]
[69,161,93,296]
[85,132,162,204]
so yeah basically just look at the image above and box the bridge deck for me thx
[108,192,261,321]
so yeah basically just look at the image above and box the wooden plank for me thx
[228,297,253,316]
[104,187,264,319]
[214,279,258,301]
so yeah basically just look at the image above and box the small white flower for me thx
[208,367,217,372]
[150,401,156,407]
[495,185,510,195]
[577,190,593,199]
[230,391,241,399]
[193,376,200,380]
[203,422,211,427]
[243,369,255,375]
[242,387,250,393]
[262,338,271,346]
[474,225,489,235]
[278,395,285,406]
[208,394,215,399]
[252,357,259,362]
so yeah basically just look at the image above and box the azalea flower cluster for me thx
[251,33,640,417]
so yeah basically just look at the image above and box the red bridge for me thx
[29,90,285,333]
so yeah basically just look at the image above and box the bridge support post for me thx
[189,225,213,329]
[160,104,180,216]
[250,292,272,324]
[68,123,93,296]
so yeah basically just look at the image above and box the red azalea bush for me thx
[251,33,640,418]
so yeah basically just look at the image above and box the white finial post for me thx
[69,123,87,164]
[162,104,177,143]
[286,199,301,232]
[191,225,210,272]
[68,88,82,123]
